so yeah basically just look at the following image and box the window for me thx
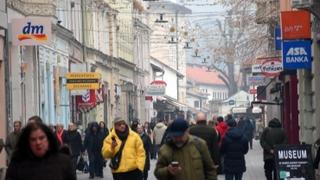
[194,101,200,108]
[213,92,215,99]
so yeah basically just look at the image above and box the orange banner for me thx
[281,10,311,40]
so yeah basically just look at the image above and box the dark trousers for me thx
[113,169,143,180]
[71,155,79,173]
[88,152,104,177]
[154,144,161,158]
[225,173,243,180]
[143,170,148,180]
[264,159,277,180]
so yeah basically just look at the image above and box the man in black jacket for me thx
[260,118,287,180]
[189,112,220,168]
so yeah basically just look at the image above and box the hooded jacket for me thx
[153,122,167,145]
[220,127,249,173]
[260,118,287,160]
[101,127,146,173]
[215,121,228,145]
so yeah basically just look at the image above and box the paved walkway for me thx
[78,139,265,180]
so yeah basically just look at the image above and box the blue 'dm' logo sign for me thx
[282,40,312,69]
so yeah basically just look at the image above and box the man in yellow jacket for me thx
[101,117,146,180]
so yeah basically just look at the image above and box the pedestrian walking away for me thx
[154,117,217,180]
[237,117,254,150]
[153,119,167,158]
[5,121,76,180]
[220,118,248,180]
[189,112,220,168]
[101,117,146,180]
[260,118,287,180]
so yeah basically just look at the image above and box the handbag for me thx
[76,155,86,171]
[109,138,127,170]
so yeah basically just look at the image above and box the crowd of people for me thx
[6,112,320,180]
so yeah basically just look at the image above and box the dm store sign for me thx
[282,40,312,69]
[11,18,51,46]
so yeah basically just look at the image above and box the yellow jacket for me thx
[101,128,146,173]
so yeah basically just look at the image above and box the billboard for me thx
[282,40,312,69]
[11,18,52,46]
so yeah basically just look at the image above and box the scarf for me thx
[56,130,64,145]
[115,125,129,141]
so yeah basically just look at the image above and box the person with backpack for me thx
[154,118,217,180]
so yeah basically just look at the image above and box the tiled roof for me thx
[187,65,225,85]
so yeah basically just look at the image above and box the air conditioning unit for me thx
[292,0,313,9]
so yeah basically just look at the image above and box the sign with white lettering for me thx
[275,26,282,50]
[282,40,312,69]
[275,145,314,180]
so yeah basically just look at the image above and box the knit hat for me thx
[226,118,237,127]
[113,117,125,124]
[167,118,189,137]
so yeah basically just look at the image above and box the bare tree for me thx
[189,0,272,96]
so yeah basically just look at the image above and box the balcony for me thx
[7,0,56,16]
[255,0,279,24]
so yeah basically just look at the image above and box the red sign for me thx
[281,10,311,40]
[261,58,283,77]
[249,89,257,94]
[76,90,96,112]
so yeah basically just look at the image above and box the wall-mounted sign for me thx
[281,10,311,40]
[261,58,283,77]
[228,99,235,105]
[146,80,167,96]
[275,26,282,50]
[282,40,312,69]
[247,75,267,86]
[249,89,257,94]
[76,90,96,112]
[275,145,315,180]
[12,18,51,46]
[66,72,101,90]
[252,64,262,73]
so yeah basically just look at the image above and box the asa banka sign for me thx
[275,145,315,180]
[282,40,312,69]
[12,18,51,46]
[260,58,283,77]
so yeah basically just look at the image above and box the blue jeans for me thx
[225,173,243,180]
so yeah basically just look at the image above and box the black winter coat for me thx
[260,118,287,160]
[220,127,249,174]
[140,132,152,171]
[84,132,104,155]
[5,153,76,180]
[64,130,83,156]
[189,122,220,164]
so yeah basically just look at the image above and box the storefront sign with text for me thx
[261,58,283,77]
